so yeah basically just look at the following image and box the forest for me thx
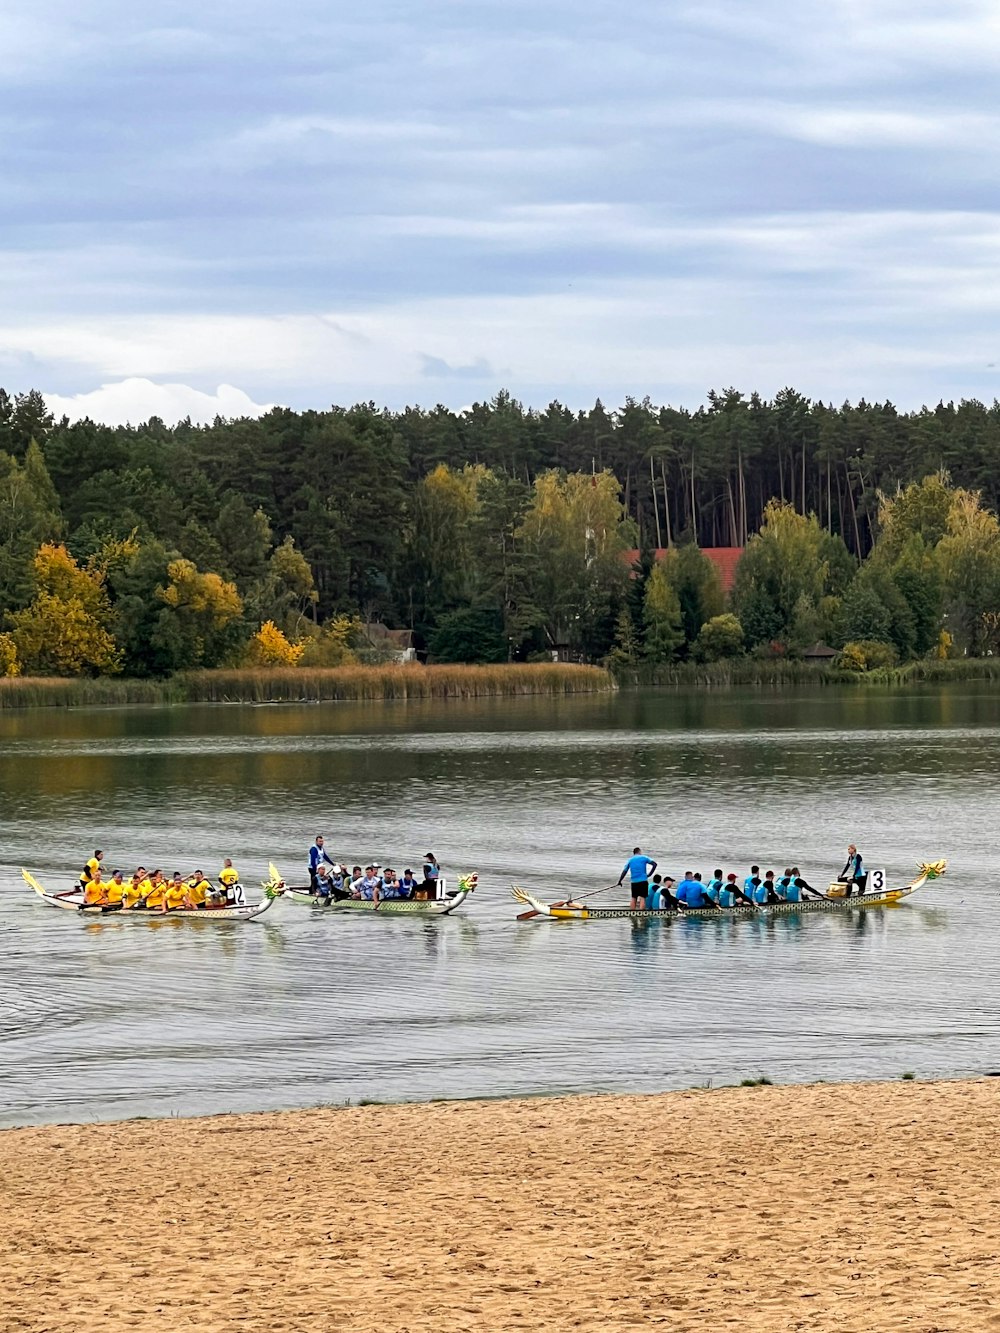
[1,384,999,675]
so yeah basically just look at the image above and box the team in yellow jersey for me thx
[76,859,242,913]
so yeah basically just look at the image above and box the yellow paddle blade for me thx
[21,869,49,897]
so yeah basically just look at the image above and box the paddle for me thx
[516,882,620,921]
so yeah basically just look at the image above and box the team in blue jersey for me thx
[616,847,851,909]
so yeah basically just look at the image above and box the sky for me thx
[3,0,1000,425]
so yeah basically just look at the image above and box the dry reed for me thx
[178,662,615,703]
[0,663,614,708]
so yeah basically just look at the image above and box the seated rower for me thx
[354,865,380,900]
[123,867,149,909]
[163,872,192,913]
[705,869,724,903]
[140,869,167,911]
[675,872,719,910]
[775,868,794,900]
[398,868,418,898]
[756,870,780,905]
[380,867,402,899]
[789,867,825,900]
[218,858,240,904]
[650,874,678,910]
[82,867,108,907]
[105,869,127,908]
[718,873,754,908]
[744,865,762,900]
[185,870,212,909]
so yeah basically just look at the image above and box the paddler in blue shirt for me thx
[718,873,755,908]
[308,835,336,894]
[676,872,720,910]
[788,866,826,901]
[650,874,678,910]
[744,865,762,899]
[617,847,657,910]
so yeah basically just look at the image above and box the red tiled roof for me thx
[623,547,744,594]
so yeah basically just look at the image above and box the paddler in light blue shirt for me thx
[617,847,658,910]
[705,869,724,903]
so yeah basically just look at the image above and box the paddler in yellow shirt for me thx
[185,870,212,909]
[82,867,108,907]
[79,850,104,891]
[122,867,148,909]
[105,869,127,907]
[142,869,167,911]
[163,872,192,913]
[218,858,240,905]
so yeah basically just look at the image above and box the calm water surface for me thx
[1,685,997,1127]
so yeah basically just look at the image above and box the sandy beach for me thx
[4,1078,999,1332]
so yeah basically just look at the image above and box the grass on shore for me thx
[0,662,615,708]
[628,655,1000,689]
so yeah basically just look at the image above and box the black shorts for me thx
[631,881,648,899]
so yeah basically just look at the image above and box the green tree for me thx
[692,613,744,661]
[642,559,684,663]
[429,607,506,663]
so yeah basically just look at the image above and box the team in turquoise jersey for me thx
[614,847,857,909]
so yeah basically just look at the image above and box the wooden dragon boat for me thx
[511,860,946,922]
[283,873,478,916]
[21,865,286,923]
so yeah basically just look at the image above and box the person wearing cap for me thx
[398,868,418,899]
[419,853,440,900]
[718,873,754,908]
[105,869,126,907]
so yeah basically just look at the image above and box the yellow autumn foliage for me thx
[9,544,121,676]
[245,620,305,667]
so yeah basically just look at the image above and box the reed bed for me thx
[0,676,183,709]
[632,656,1000,689]
[178,663,615,702]
[0,662,614,708]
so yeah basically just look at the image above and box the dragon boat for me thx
[283,873,478,916]
[21,865,286,923]
[511,860,946,922]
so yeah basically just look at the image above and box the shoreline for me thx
[0,656,999,708]
[6,1076,1000,1331]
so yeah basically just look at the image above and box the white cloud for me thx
[44,378,276,427]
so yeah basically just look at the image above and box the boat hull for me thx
[512,860,946,921]
[21,869,284,923]
[284,876,475,917]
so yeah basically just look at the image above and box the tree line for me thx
[1,385,999,674]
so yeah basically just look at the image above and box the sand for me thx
[3,1078,1000,1332]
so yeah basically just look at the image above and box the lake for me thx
[0,685,995,1127]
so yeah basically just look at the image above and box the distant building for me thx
[802,642,839,661]
[623,546,744,595]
